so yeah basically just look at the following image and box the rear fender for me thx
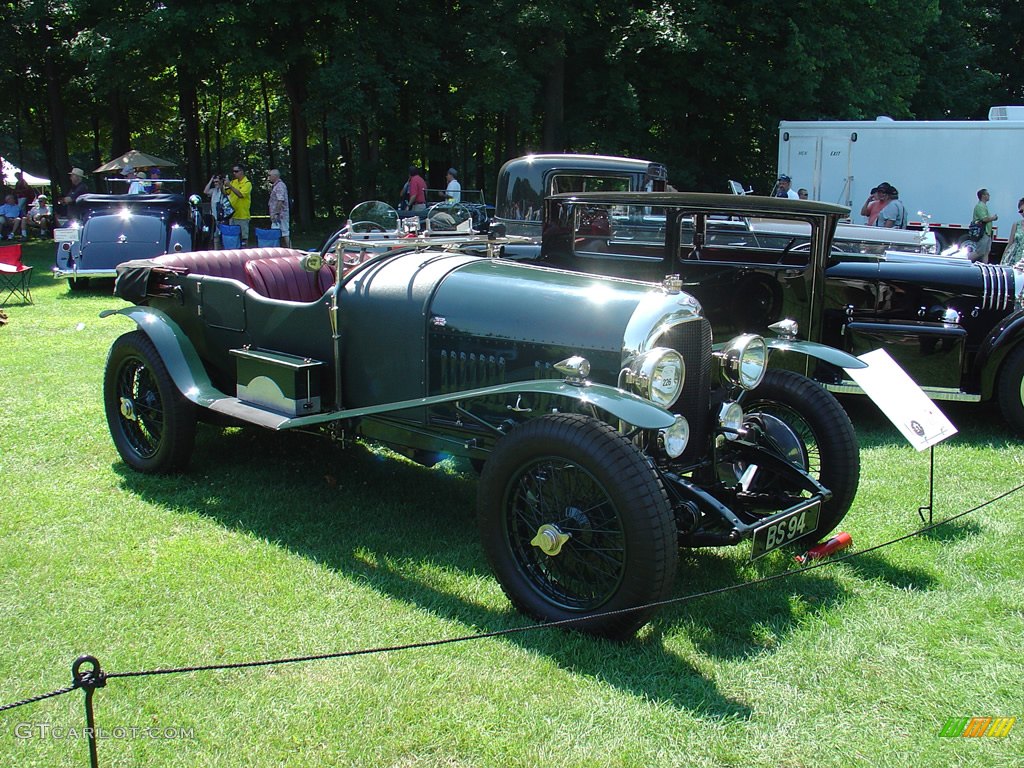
[100,305,225,406]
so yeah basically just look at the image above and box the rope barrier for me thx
[1,480,1020,767]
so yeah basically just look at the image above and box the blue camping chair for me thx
[219,224,242,250]
[254,227,280,248]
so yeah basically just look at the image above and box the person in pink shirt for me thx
[860,186,886,226]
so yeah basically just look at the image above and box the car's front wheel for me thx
[738,369,859,545]
[104,331,197,473]
[477,413,677,640]
[997,344,1024,435]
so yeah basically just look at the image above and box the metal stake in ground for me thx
[72,655,105,768]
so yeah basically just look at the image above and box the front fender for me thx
[100,305,226,406]
[975,309,1024,398]
[763,338,867,370]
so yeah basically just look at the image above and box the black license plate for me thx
[749,499,821,561]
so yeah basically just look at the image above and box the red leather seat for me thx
[244,255,335,302]
[151,247,303,283]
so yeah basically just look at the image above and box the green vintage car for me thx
[102,202,863,639]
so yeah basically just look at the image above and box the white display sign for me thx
[846,349,958,451]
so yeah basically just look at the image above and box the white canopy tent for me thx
[2,156,51,187]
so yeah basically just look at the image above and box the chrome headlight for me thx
[718,401,744,440]
[719,334,767,390]
[623,347,685,408]
[659,415,690,458]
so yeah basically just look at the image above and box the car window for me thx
[550,174,632,196]
[572,203,667,261]
[680,213,812,268]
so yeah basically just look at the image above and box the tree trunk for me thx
[43,53,70,198]
[428,126,445,191]
[282,64,312,226]
[320,110,332,219]
[541,35,565,152]
[261,73,275,169]
[177,61,203,194]
[109,86,131,157]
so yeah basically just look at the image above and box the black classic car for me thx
[54,193,211,290]
[525,189,1024,434]
[101,202,864,638]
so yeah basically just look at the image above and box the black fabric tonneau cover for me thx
[113,258,188,304]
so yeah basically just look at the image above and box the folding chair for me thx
[219,224,242,250]
[254,227,281,248]
[0,244,33,306]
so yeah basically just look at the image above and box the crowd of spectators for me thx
[0,171,53,239]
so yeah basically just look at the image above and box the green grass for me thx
[1,240,1022,767]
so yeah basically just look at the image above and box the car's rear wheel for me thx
[738,369,859,545]
[996,344,1024,435]
[104,331,196,473]
[477,413,677,640]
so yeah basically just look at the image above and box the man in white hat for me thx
[60,167,90,224]
[128,169,147,195]
[63,168,89,205]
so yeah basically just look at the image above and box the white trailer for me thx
[778,107,1024,249]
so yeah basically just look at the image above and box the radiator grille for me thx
[654,317,713,453]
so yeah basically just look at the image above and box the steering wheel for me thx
[349,221,388,233]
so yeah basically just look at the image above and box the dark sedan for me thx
[534,191,1024,432]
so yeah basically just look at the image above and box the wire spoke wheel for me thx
[114,358,166,459]
[104,331,196,473]
[505,457,627,611]
[478,414,677,639]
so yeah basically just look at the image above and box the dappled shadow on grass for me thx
[648,549,850,661]
[836,551,938,591]
[111,425,879,717]
[917,518,983,542]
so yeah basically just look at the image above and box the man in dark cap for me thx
[775,175,798,199]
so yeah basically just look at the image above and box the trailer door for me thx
[780,134,818,197]
[820,137,852,208]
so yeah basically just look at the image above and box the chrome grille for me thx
[978,263,1014,312]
